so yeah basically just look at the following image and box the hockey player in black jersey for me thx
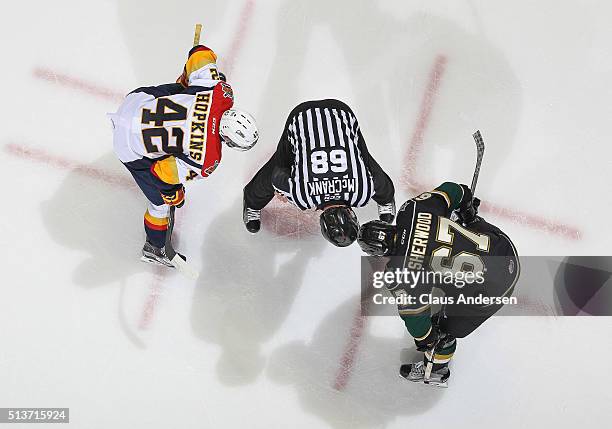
[243,99,395,247]
[357,182,520,387]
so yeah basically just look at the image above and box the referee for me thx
[243,99,395,247]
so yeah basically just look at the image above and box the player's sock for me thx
[143,209,169,248]
[141,209,176,266]
[243,198,261,233]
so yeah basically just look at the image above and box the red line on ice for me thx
[138,267,165,330]
[401,55,448,186]
[399,55,580,240]
[4,142,172,330]
[403,178,581,240]
[222,0,256,78]
[32,67,124,102]
[4,143,165,330]
[4,143,135,189]
[333,308,367,391]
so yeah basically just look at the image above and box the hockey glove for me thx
[176,68,188,88]
[160,185,185,208]
[456,184,480,225]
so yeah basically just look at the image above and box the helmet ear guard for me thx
[357,220,397,256]
[319,206,359,247]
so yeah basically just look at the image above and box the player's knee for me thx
[147,202,169,219]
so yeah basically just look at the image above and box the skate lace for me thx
[143,242,168,259]
[245,208,261,222]
[411,360,425,377]
[378,202,395,215]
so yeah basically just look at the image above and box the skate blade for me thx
[140,255,175,268]
[424,379,448,388]
[398,373,448,388]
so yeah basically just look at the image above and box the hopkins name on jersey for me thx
[111,65,234,185]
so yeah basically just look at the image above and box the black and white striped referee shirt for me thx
[276,99,376,210]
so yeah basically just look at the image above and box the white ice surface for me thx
[1,1,611,428]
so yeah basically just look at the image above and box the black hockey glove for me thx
[456,184,480,225]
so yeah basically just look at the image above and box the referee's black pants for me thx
[244,138,294,210]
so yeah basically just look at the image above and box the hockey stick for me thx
[424,130,486,385]
[165,206,199,280]
[470,130,486,196]
[155,23,204,280]
[155,24,204,280]
[152,23,204,279]
[193,23,202,46]
[423,310,445,385]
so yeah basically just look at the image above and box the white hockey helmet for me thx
[219,109,259,151]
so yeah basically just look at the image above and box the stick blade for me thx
[165,206,198,280]
[472,130,485,155]
[470,130,486,195]
[171,255,200,280]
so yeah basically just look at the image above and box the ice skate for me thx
[141,241,176,268]
[243,199,261,233]
[399,360,450,388]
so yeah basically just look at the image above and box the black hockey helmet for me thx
[357,220,397,256]
[319,206,359,247]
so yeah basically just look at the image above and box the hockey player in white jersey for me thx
[110,44,259,267]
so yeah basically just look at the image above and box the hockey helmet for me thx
[357,220,397,256]
[220,109,259,151]
[319,206,359,247]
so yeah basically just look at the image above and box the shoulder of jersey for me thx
[215,82,234,100]
[398,192,432,212]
